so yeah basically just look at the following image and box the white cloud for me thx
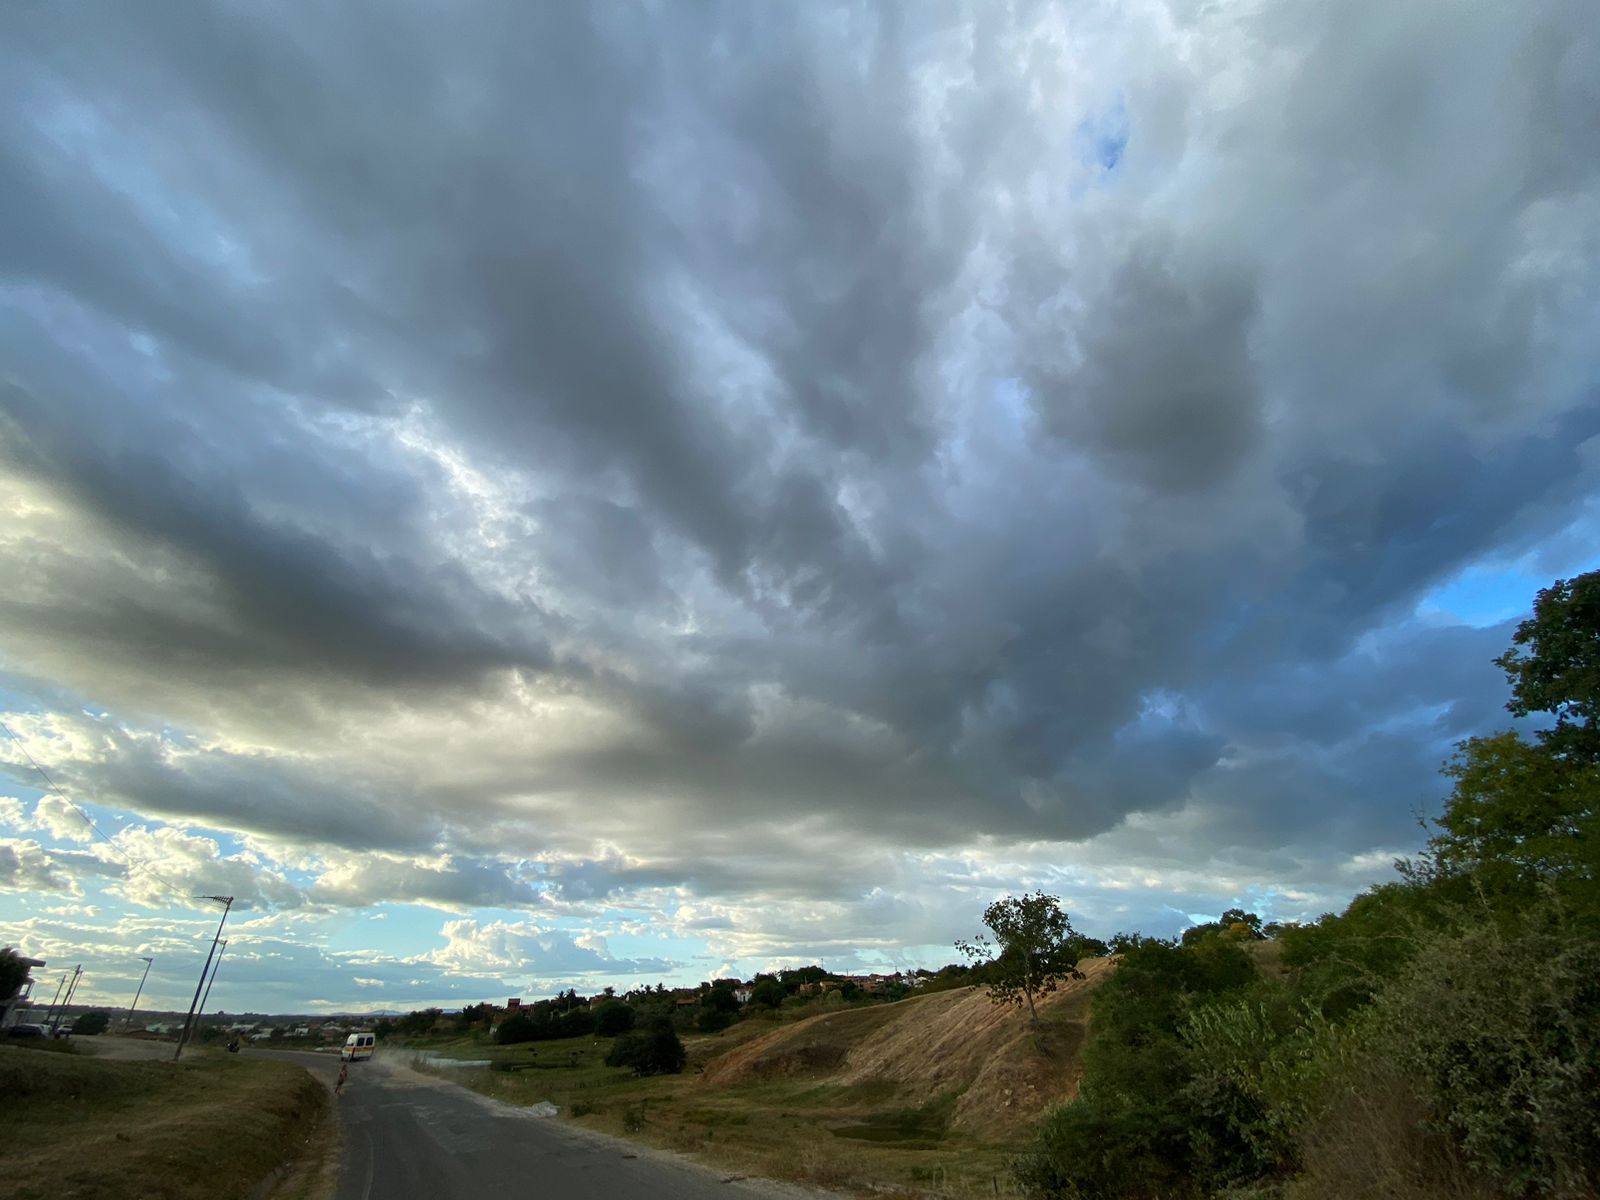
[0,0,1594,1007]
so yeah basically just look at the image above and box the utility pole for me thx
[174,895,233,1061]
[197,940,228,1031]
[45,966,80,1032]
[43,972,68,1026]
[58,965,83,1031]
[124,956,155,1030]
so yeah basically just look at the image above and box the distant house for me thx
[674,996,698,1007]
[733,988,753,1006]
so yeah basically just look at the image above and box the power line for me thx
[0,716,191,900]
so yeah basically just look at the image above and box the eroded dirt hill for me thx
[698,956,1117,1140]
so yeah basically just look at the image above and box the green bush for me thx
[71,1011,111,1035]
[605,1018,687,1076]
[1359,917,1596,1196]
[696,1007,734,1033]
[593,1001,635,1037]
[1015,937,1272,1198]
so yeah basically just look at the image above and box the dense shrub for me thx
[593,1001,635,1037]
[701,985,739,1014]
[395,1007,443,1037]
[71,1011,111,1035]
[605,1018,686,1076]
[1015,937,1271,1199]
[1302,915,1600,1199]
[750,980,784,1009]
[696,1007,734,1033]
[496,1004,598,1044]
[1018,575,1600,1199]
[496,1012,538,1045]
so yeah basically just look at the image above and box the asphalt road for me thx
[258,1049,814,1200]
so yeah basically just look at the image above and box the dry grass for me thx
[0,1043,328,1200]
[1286,1058,1498,1200]
[700,959,1112,1141]
[418,965,1116,1197]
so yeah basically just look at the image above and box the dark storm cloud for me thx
[0,0,1598,887]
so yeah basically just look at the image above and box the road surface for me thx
[259,1049,815,1200]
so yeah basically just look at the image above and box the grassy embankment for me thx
[409,971,1113,1198]
[0,1042,332,1200]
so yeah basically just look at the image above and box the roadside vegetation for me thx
[387,573,1598,1199]
[405,1015,1039,1196]
[1015,571,1600,1200]
[0,1042,330,1200]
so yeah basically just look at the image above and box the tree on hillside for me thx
[1496,570,1600,764]
[750,980,784,1009]
[605,1017,686,1076]
[1218,908,1265,938]
[957,893,1085,1024]
[594,1001,635,1037]
[1410,731,1600,908]
[701,986,739,1014]
[1408,578,1600,912]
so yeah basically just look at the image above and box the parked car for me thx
[4,1023,50,1039]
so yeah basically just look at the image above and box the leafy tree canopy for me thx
[72,1011,110,1035]
[1495,570,1600,764]
[593,1001,636,1037]
[1415,732,1599,907]
[750,980,785,1009]
[957,892,1084,1024]
[605,1018,686,1076]
[0,946,29,1004]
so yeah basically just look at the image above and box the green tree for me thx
[395,1008,440,1036]
[701,986,739,1014]
[456,1002,493,1030]
[1495,571,1600,764]
[696,1007,734,1033]
[1218,908,1265,939]
[605,1018,687,1076]
[957,892,1084,1024]
[593,1001,635,1037]
[1412,732,1599,908]
[0,946,28,1004]
[496,1012,537,1045]
[749,980,784,1009]
[71,1010,110,1035]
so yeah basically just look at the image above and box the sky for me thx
[1,0,1598,1016]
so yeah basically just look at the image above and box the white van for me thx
[341,1032,375,1062]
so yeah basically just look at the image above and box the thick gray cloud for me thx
[1,0,1598,963]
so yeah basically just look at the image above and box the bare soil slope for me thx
[699,956,1116,1141]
